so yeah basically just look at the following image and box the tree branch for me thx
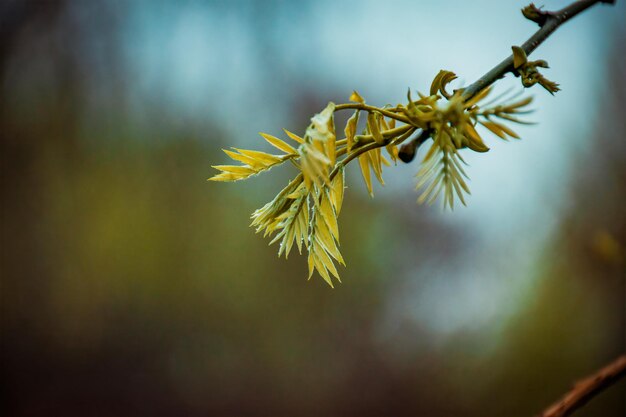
[398,0,613,163]
[536,354,626,417]
[463,0,609,99]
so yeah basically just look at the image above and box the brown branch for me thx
[536,354,626,417]
[462,0,608,99]
[399,0,613,163]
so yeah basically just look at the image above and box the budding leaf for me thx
[349,90,365,103]
[512,46,528,69]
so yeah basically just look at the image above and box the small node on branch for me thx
[512,46,560,95]
[522,3,550,26]
[398,141,417,163]
[398,129,433,163]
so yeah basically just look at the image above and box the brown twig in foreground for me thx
[536,354,626,417]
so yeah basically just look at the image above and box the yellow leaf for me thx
[430,70,445,96]
[444,178,454,210]
[300,158,318,191]
[403,92,430,130]
[505,96,533,111]
[422,141,439,163]
[495,122,519,138]
[212,165,256,175]
[449,162,470,194]
[450,176,466,206]
[307,251,316,280]
[326,134,336,166]
[287,183,307,199]
[464,123,490,152]
[250,176,302,234]
[312,240,340,280]
[208,172,240,182]
[234,148,282,165]
[430,70,457,97]
[310,249,334,287]
[368,149,385,186]
[330,168,345,214]
[450,153,469,179]
[464,86,492,108]
[344,111,359,152]
[314,218,344,265]
[379,116,389,131]
[307,102,336,143]
[283,129,304,144]
[260,133,297,154]
[480,121,507,139]
[367,112,384,144]
[294,201,308,254]
[299,145,331,191]
[512,46,527,69]
[417,171,444,204]
[386,143,399,163]
[451,130,464,149]
[279,201,306,258]
[358,154,373,197]
[349,90,365,103]
[294,220,304,254]
[319,191,339,240]
[283,225,297,257]
[223,149,257,166]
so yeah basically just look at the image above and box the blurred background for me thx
[1,1,624,416]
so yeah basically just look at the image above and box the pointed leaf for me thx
[283,129,305,144]
[358,154,373,197]
[234,148,282,165]
[345,110,359,152]
[512,46,527,69]
[480,121,507,139]
[223,149,257,166]
[330,168,345,214]
[319,192,339,240]
[367,112,384,144]
[260,133,297,154]
[349,90,365,103]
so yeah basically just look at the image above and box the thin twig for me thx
[536,354,626,417]
[463,0,607,99]
[399,0,612,162]
[334,103,411,124]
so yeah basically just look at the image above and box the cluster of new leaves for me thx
[209,70,533,286]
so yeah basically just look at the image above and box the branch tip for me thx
[522,3,550,26]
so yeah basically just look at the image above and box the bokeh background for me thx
[1,1,624,416]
